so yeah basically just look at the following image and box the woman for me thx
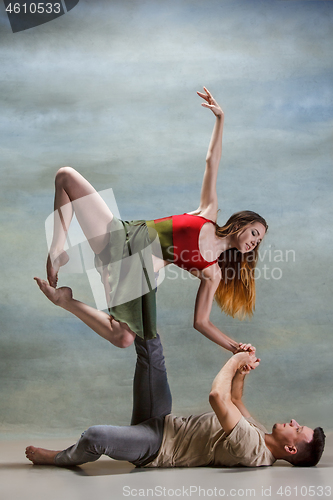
[35,88,267,353]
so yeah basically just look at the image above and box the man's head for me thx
[270,419,325,467]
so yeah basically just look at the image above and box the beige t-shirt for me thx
[146,412,276,468]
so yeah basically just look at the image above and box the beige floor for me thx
[1,434,332,500]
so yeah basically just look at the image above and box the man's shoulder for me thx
[245,416,270,435]
[221,416,275,467]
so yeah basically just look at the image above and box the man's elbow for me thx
[209,390,220,405]
[209,390,229,406]
[209,391,230,418]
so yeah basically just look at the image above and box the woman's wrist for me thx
[231,342,240,354]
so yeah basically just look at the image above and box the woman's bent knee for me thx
[109,318,136,348]
[114,332,135,349]
[55,166,76,187]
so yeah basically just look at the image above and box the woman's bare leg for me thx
[43,167,136,348]
[48,166,114,287]
[34,278,136,348]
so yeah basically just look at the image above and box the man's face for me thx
[272,419,314,448]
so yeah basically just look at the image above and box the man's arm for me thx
[231,370,252,419]
[209,352,259,435]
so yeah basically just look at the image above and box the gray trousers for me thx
[54,334,172,467]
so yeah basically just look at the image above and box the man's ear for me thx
[284,444,297,455]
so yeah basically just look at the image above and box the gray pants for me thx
[54,334,172,467]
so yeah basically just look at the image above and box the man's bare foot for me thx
[25,446,61,465]
[47,251,69,288]
[34,277,73,307]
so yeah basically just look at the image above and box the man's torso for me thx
[146,412,275,468]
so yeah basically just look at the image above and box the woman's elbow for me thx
[193,318,209,332]
[206,154,220,167]
[193,319,201,331]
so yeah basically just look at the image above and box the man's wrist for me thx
[232,352,250,369]
[227,355,241,372]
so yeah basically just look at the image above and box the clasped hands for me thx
[234,344,260,375]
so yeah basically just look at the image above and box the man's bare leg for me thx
[34,278,135,348]
[25,446,61,465]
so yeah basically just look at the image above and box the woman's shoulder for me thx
[185,209,217,224]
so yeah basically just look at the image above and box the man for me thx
[25,335,325,468]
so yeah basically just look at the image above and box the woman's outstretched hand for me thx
[234,342,256,354]
[197,87,224,117]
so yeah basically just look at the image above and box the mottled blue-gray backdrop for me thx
[0,0,332,439]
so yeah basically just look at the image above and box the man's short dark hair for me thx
[288,427,326,467]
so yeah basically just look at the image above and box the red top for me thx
[153,213,218,272]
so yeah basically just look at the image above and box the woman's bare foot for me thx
[34,277,73,307]
[25,445,61,465]
[47,250,69,288]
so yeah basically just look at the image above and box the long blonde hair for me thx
[214,211,268,319]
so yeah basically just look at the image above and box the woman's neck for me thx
[216,233,236,254]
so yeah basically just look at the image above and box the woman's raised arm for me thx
[196,88,224,221]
